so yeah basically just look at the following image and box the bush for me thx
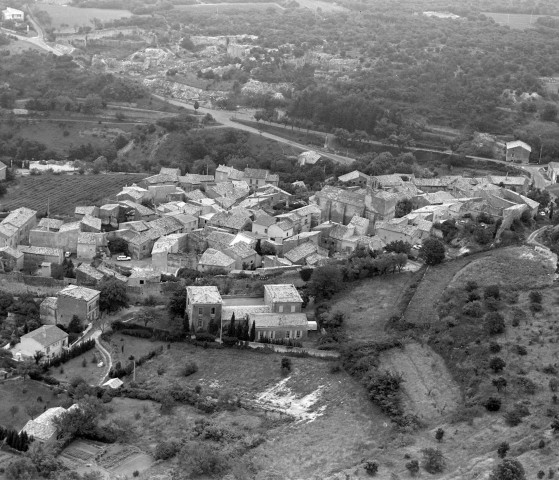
[281,357,292,372]
[489,459,525,480]
[486,312,505,335]
[530,302,543,313]
[489,342,502,353]
[364,461,379,476]
[421,448,445,474]
[513,344,527,356]
[465,280,478,292]
[221,335,238,347]
[182,361,198,377]
[484,285,500,300]
[406,459,420,476]
[497,441,509,459]
[504,403,530,426]
[155,440,180,460]
[529,290,543,303]
[195,332,216,342]
[468,291,481,302]
[299,268,313,282]
[462,301,483,318]
[485,396,502,412]
[489,357,506,373]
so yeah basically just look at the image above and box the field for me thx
[482,12,557,29]
[1,172,147,217]
[328,272,417,342]
[51,348,106,386]
[0,39,44,55]
[0,379,70,431]
[296,0,348,12]
[33,4,133,33]
[108,338,392,479]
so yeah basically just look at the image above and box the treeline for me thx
[0,426,32,452]
[45,338,95,368]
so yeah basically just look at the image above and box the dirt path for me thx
[380,342,461,423]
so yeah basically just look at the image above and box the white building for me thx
[2,7,24,21]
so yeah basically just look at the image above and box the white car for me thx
[116,255,131,261]
[64,252,71,258]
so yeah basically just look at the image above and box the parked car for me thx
[64,252,71,258]
[116,255,131,261]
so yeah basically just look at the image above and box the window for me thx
[278,305,284,313]
[285,330,290,339]
[258,331,263,340]
[296,330,302,338]
[269,331,275,339]
[211,307,215,315]
[198,307,203,315]
[139,280,144,285]
[290,305,295,312]
[197,319,203,328]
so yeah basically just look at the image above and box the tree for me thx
[168,289,186,318]
[4,457,37,480]
[435,428,444,442]
[493,377,507,393]
[486,312,505,335]
[489,459,526,480]
[420,238,445,266]
[136,307,157,327]
[406,459,420,476]
[99,278,128,313]
[33,350,44,365]
[194,101,200,113]
[497,442,509,459]
[108,238,129,256]
[180,36,195,51]
[485,396,502,412]
[92,156,108,174]
[82,94,103,114]
[249,321,256,341]
[62,258,75,278]
[542,103,558,122]
[395,198,413,218]
[421,448,445,473]
[308,265,344,300]
[489,356,506,373]
[385,240,411,254]
[68,315,83,334]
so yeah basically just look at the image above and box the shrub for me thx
[435,428,444,442]
[517,377,536,395]
[497,441,509,459]
[330,363,341,374]
[529,291,543,303]
[221,335,238,347]
[364,461,379,476]
[299,268,313,282]
[182,361,198,377]
[486,312,505,335]
[406,459,420,476]
[484,285,500,300]
[421,448,445,474]
[468,291,481,302]
[155,440,180,460]
[489,459,525,480]
[489,357,506,373]
[462,301,483,318]
[513,344,527,356]
[485,397,502,412]
[281,357,292,373]
[504,404,530,426]
[492,377,507,392]
[530,302,543,313]
[489,342,502,353]
[465,280,478,292]
[550,378,559,392]
[195,332,216,342]
[177,441,228,476]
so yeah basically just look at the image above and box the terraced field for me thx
[1,173,147,217]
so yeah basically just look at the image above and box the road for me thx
[1,11,64,56]
[153,95,356,166]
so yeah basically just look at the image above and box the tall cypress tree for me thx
[228,313,236,337]
[249,321,256,341]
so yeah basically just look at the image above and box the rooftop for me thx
[264,284,303,304]
[38,218,64,230]
[75,263,104,281]
[3,207,36,229]
[284,242,317,263]
[316,185,365,207]
[81,215,102,230]
[0,223,18,238]
[187,285,222,304]
[338,170,369,182]
[251,313,308,328]
[506,140,532,152]
[199,248,235,268]
[20,406,68,442]
[253,214,276,227]
[19,246,63,257]
[58,284,100,301]
[226,241,257,258]
[22,325,67,347]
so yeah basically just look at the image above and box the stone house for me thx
[116,184,151,204]
[225,241,261,270]
[14,325,68,361]
[0,246,23,271]
[39,297,58,325]
[179,174,215,192]
[486,175,530,193]
[243,168,279,188]
[298,150,321,166]
[369,190,399,220]
[267,220,294,243]
[215,165,244,183]
[338,170,370,187]
[263,284,303,314]
[75,206,99,219]
[0,223,18,249]
[186,286,223,332]
[252,313,308,341]
[99,204,122,228]
[119,201,157,222]
[548,162,559,184]
[77,232,107,260]
[252,214,276,236]
[56,285,100,326]
[19,246,63,271]
[198,248,235,273]
[80,215,102,233]
[506,140,531,163]
[284,241,318,265]
[2,207,37,244]
[75,263,105,286]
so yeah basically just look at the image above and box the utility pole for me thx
[539,136,543,164]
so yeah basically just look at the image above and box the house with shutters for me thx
[13,325,68,361]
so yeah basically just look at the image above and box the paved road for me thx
[1,14,63,56]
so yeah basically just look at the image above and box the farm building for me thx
[506,140,531,163]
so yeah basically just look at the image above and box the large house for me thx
[41,285,100,327]
[13,325,68,361]
[2,7,24,21]
[506,140,531,163]
[186,283,309,339]
[2,207,37,244]
[21,405,78,444]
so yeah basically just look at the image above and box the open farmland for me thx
[33,4,133,33]
[482,12,557,29]
[1,173,147,216]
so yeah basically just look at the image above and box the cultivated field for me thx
[482,11,557,29]
[33,4,133,33]
[1,172,147,216]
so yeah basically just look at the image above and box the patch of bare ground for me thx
[380,342,461,424]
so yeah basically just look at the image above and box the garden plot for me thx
[254,377,326,422]
[60,439,104,464]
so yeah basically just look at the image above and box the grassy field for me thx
[0,39,44,55]
[51,349,106,386]
[0,379,70,431]
[173,2,284,13]
[34,3,132,33]
[482,12,556,29]
[328,272,417,342]
[2,172,147,216]
[104,339,391,479]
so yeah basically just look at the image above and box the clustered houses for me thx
[186,284,310,340]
